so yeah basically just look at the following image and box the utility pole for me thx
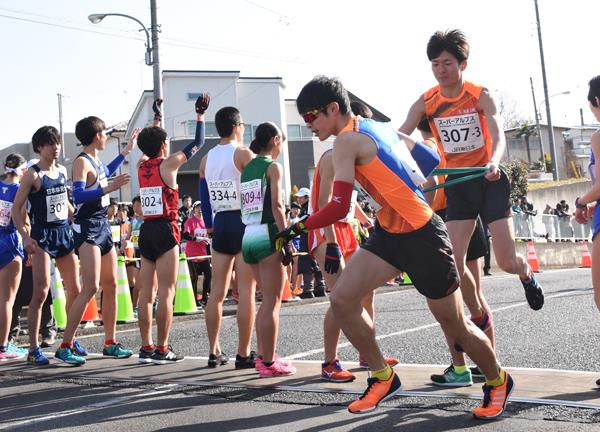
[150,0,162,103]
[57,93,65,162]
[534,0,559,180]
[529,77,545,165]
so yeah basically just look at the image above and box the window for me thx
[186,121,219,138]
[287,124,315,140]
[187,93,204,101]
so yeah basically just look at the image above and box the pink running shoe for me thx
[0,350,18,361]
[259,358,297,378]
[255,354,292,371]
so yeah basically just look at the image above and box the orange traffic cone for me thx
[81,295,100,323]
[282,276,300,303]
[581,241,592,268]
[526,241,541,273]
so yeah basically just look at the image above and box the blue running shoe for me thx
[55,347,86,365]
[72,339,88,357]
[103,343,133,359]
[521,271,544,311]
[7,343,27,358]
[27,347,50,366]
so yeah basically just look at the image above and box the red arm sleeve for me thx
[304,181,354,230]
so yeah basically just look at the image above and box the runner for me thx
[573,75,600,385]
[199,106,257,369]
[137,93,209,364]
[399,29,544,313]
[55,117,137,365]
[240,122,296,377]
[417,117,495,387]
[276,76,513,419]
[0,153,28,361]
[12,126,82,366]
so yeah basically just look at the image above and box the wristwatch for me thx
[575,197,587,209]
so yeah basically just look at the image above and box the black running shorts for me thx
[73,218,114,256]
[211,210,245,255]
[445,169,511,225]
[362,213,460,300]
[139,219,179,262]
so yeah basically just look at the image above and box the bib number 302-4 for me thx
[140,187,163,216]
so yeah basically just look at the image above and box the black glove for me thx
[274,216,308,251]
[324,243,342,274]
[195,93,211,114]
[152,98,163,118]
[281,242,294,266]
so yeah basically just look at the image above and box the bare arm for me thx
[578,132,600,205]
[234,146,255,173]
[317,151,338,244]
[268,162,286,231]
[12,169,38,253]
[479,88,505,180]
[398,97,426,135]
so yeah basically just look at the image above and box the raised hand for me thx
[195,93,211,114]
[124,128,141,154]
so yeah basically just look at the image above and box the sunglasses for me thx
[302,108,324,124]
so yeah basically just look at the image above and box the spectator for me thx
[542,204,557,242]
[512,198,525,238]
[556,201,573,240]
[178,194,193,232]
[182,202,212,306]
[520,196,537,240]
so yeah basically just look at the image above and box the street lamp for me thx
[88,4,161,102]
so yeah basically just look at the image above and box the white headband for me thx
[4,162,26,176]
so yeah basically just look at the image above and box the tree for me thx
[515,123,538,165]
[497,93,525,130]
[502,159,529,201]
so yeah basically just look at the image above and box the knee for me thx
[330,291,353,317]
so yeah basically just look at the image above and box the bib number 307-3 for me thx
[46,192,68,222]
[433,113,484,154]
[140,186,163,216]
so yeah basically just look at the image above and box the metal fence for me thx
[512,213,592,242]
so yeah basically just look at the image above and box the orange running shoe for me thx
[472,372,515,420]
[348,373,402,414]
[359,356,399,369]
[321,358,356,383]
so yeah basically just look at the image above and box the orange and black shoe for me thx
[359,356,399,369]
[348,372,402,414]
[472,372,515,420]
[321,358,356,383]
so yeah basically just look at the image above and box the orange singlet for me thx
[423,81,492,169]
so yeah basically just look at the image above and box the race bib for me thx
[240,179,263,216]
[433,113,484,154]
[194,228,207,239]
[0,199,12,227]
[111,225,120,242]
[340,190,358,223]
[354,181,382,213]
[131,229,140,247]
[140,186,163,216]
[46,192,68,222]
[208,179,240,212]
[100,176,110,208]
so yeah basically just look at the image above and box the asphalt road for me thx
[3,267,600,431]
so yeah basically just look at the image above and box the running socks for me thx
[371,365,393,382]
[143,345,155,351]
[156,345,168,353]
[104,339,116,347]
[453,364,468,374]
[60,342,73,349]
[486,368,506,387]
[519,267,533,281]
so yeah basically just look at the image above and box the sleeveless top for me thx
[423,81,492,168]
[28,164,69,229]
[590,139,597,185]
[240,156,274,226]
[0,181,19,232]
[138,157,179,223]
[205,142,242,213]
[349,117,433,233]
[73,152,110,221]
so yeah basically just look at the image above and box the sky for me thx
[1,0,599,149]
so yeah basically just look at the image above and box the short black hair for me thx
[250,122,285,154]
[75,116,106,146]
[132,195,141,205]
[109,198,118,206]
[4,153,26,170]
[182,195,191,201]
[215,106,242,138]
[427,29,469,63]
[32,126,61,154]
[350,101,373,119]
[138,126,168,158]
[588,75,600,108]
[296,75,351,117]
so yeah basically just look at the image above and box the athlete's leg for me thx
[426,289,498,379]
[233,253,256,357]
[592,239,600,311]
[137,257,157,347]
[488,217,529,277]
[57,252,81,313]
[255,251,285,363]
[329,248,398,372]
[446,219,483,316]
[99,248,118,342]
[28,251,51,349]
[467,257,495,348]
[0,258,21,346]
[61,243,101,344]
[204,250,234,355]
[155,246,179,347]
